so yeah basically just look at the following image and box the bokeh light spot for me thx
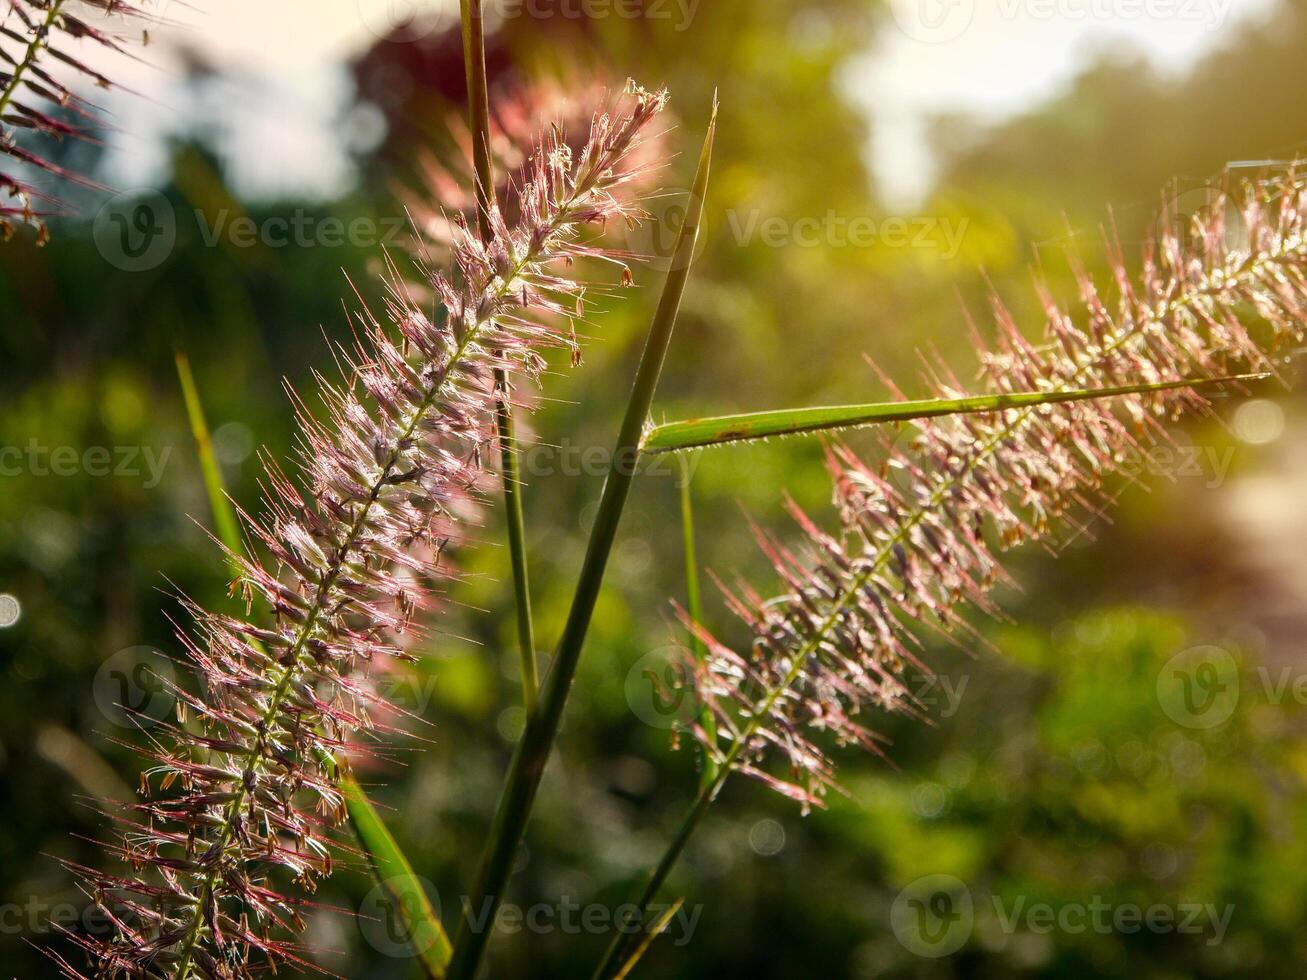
[0,594,20,628]
[749,818,786,856]
[1233,399,1285,445]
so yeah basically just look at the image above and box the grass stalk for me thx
[459,0,494,239]
[496,395,539,711]
[678,455,716,788]
[610,898,685,980]
[460,0,540,712]
[0,0,65,119]
[590,791,713,980]
[641,374,1272,454]
[445,100,717,980]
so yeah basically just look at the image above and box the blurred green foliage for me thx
[4,1,1307,976]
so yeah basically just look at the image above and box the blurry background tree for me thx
[3,0,1307,976]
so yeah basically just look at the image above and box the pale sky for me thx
[852,0,1283,205]
[101,0,1283,203]
[104,0,460,197]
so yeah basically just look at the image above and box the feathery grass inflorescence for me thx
[681,170,1307,810]
[59,81,667,980]
[405,76,659,253]
[0,0,151,239]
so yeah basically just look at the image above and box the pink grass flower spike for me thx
[59,81,667,979]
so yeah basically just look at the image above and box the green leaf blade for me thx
[175,351,243,561]
[342,777,453,975]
